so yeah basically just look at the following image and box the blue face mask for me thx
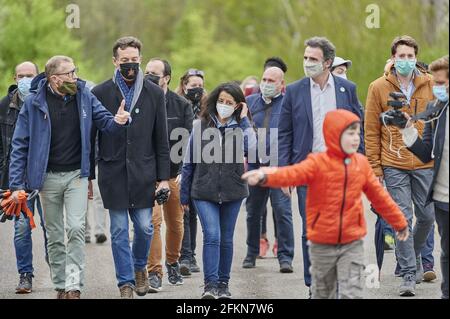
[433,85,449,102]
[17,77,33,100]
[395,59,416,76]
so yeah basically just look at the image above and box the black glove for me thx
[155,188,170,205]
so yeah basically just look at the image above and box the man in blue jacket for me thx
[9,55,130,299]
[243,66,295,273]
[277,37,364,295]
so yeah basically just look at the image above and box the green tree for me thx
[0,0,90,94]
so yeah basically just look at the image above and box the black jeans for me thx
[435,203,449,299]
[180,201,198,262]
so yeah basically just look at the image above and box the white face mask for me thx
[304,60,325,78]
[216,103,235,119]
[334,73,347,80]
[260,82,279,99]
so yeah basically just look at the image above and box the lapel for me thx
[435,106,448,161]
[300,79,313,126]
[334,76,349,109]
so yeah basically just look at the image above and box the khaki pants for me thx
[309,240,365,299]
[40,170,88,292]
[147,179,184,277]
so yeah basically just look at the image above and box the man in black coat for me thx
[90,37,170,299]
[144,58,194,292]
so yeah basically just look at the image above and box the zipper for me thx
[218,164,222,204]
[338,159,349,244]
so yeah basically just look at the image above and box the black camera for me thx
[379,92,409,128]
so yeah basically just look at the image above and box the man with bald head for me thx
[242,66,295,274]
[0,61,45,295]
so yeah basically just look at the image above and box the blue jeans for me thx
[297,186,312,287]
[14,196,48,274]
[245,186,294,263]
[382,218,434,267]
[383,167,435,276]
[109,208,153,287]
[193,199,242,285]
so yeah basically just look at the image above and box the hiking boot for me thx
[135,270,149,296]
[190,257,200,273]
[258,238,269,258]
[201,282,217,299]
[416,257,424,284]
[65,290,81,299]
[280,262,294,273]
[56,289,66,299]
[384,234,395,251]
[95,233,107,244]
[148,272,162,293]
[16,273,33,294]
[180,259,192,277]
[242,256,256,269]
[399,274,416,297]
[217,282,232,299]
[423,263,437,282]
[119,284,134,299]
[166,262,184,286]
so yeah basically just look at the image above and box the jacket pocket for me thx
[311,212,320,230]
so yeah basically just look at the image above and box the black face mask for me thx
[119,63,140,81]
[186,87,204,104]
[145,74,161,86]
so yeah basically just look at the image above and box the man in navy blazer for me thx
[277,37,364,294]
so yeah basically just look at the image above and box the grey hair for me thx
[305,37,336,67]
[45,56,73,78]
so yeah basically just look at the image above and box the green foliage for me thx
[0,0,448,103]
[0,0,88,93]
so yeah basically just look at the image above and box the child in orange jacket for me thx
[242,109,409,299]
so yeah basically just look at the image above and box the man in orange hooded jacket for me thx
[242,109,408,299]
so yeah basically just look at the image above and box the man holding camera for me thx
[90,37,170,299]
[365,35,435,297]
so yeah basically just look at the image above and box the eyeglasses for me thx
[54,68,78,79]
[187,69,205,78]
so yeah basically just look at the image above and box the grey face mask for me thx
[304,60,325,78]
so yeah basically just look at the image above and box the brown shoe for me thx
[135,270,149,296]
[65,290,81,299]
[56,290,66,299]
[119,284,134,299]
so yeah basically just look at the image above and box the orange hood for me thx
[323,109,360,158]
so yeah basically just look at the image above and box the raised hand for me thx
[114,99,130,125]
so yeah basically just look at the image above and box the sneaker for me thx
[217,282,232,299]
[394,263,402,277]
[179,260,192,277]
[190,257,200,273]
[56,289,66,299]
[399,274,416,297]
[95,234,107,244]
[201,282,217,299]
[16,273,33,294]
[423,263,437,282]
[148,272,162,293]
[416,257,424,284]
[280,262,294,273]
[85,236,91,244]
[135,270,149,296]
[119,284,134,299]
[65,290,81,299]
[166,262,184,286]
[307,287,312,299]
[242,256,256,269]
[272,240,278,257]
[384,234,395,251]
[258,238,269,258]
